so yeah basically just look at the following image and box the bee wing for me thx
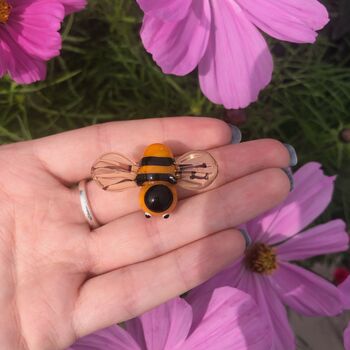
[175,151,218,190]
[91,153,139,191]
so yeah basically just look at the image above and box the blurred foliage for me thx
[0,0,349,264]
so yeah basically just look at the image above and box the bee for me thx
[91,143,218,219]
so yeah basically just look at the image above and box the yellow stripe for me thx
[138,165,176,175]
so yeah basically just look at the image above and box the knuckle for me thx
[86,231,104,273]
[172,249,192,291]
[143,219,165,258]
[119,267,142,319]
[93,123,113,154]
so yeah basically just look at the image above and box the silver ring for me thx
[78,179,100,229]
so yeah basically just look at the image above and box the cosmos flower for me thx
[0,0,86,84]
[189,163,349,350]
[137,0,329,109]
[68,287,272,350]
[339,276,350,349]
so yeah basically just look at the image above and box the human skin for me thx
[0,117,292,350]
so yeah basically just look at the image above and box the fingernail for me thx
[229,124,242,144]
[283,144,298,167]
[281,168,294,192]
[239,228,252,249]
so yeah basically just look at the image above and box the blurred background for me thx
[0,0,349,347]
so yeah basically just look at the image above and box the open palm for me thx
[0,117,291,350]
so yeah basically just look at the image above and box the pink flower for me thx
[137,0,329,109]
[68,287,272,350]
[0,0,86,84]
[339,276,350,349]
[189,162,349,350]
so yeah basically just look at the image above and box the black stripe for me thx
[140,157,174,166]
[136,173,177,186]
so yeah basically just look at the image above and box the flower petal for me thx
[0,33,47,84]
[270,262,343,316]
[137,0,192,22]
[186,260,245,335]
[238,272,295,350]
[236,0,329,43]
[339,276,350,310]
[184,287,272,350]
[59,0,87,15]
[345,323,350,350]
[6,0,64,61]
[141,0,211,76]
[247,162,335,244]
[0,40,9,78]
[125,318,147,350]
[138,297,192,350]
[198,0,273,109]
[67,325,140,350]
[276,220,349,260]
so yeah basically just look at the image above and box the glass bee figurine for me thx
[91,143,218,219]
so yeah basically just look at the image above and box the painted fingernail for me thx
[239,228,252,249]
[281,168,294,192]
[229,124,242,144]
[283,143,298,167]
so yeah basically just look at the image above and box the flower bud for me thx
[339,128,350,143]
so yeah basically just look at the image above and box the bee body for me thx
[137,144,178,218]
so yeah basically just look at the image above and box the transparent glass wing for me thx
[175,150,218,190]
[91,153,139,191]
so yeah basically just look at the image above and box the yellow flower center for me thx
[245,243,277,275]
[0,0,11,24]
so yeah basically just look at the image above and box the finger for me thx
[79,139,292,224]
[88,168,290,275]
[32,117,232,184]
[74,228,245,337]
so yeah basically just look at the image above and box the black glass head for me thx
[144,184,173,213]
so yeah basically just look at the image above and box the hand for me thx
[0,117,292,350]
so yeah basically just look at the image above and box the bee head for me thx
[144,184,173,214]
